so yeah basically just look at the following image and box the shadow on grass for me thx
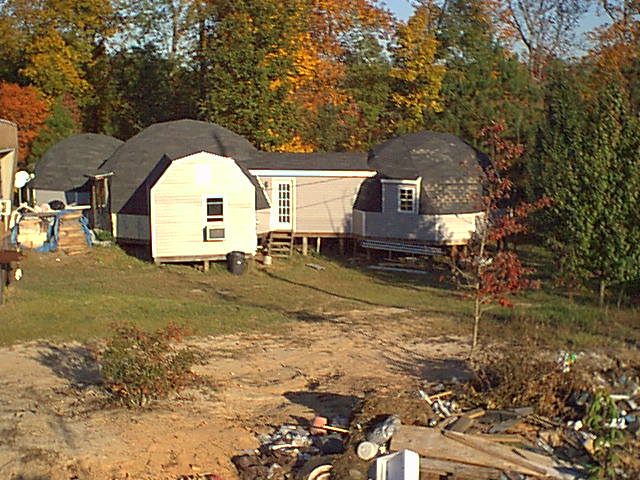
[35,343,102,387]
[385,350,474,384]
[263,270,413,310]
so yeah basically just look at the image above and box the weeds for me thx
[461,346,587,417]
[585,391,626,479]
[100,322,206,407]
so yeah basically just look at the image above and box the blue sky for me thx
[384,0,414,21]
[383,0,606,38]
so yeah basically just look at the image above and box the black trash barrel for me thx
[226,251,247,275]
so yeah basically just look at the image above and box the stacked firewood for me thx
[57,211,89,256]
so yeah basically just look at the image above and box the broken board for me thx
[390,425,573,479]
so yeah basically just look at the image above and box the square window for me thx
[399,187,416,212]
[206,197,223,222]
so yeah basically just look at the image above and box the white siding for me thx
[256,175,365,234]
[150,152,257,260]
[360,210,482,245]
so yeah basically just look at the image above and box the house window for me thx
[206,197,223,222]
[398,186,416,213]
[277,183,291,224]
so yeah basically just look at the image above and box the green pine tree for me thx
[532,67,640,303]
[28,95,80,170]
[197,0,305,150]
[428,0,541,160]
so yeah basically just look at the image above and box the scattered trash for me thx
[367,415,401,445]
[375,449,419,480]
[310,416,349,435]
[557,351,577,373]
[356,441,378,460]
[232,351,640,480]
[305,263,325,271]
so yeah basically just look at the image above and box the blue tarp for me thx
[11,210,93,252]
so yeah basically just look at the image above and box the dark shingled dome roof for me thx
[99,119,267,213]
[355,131,490,215]
[31,133,123,191]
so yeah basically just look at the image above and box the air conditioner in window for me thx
[205,225,225,241]
[0,199,11,216]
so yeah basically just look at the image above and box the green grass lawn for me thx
[1,245,638,350]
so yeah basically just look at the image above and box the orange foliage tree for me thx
[283,0,393,151]
[587,0,640,72]
[0,82,50,167]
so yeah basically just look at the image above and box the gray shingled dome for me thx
[99,119,264,214]
[355,131,489,215]
[31,133,123,191]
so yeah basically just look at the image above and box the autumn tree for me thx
[285,0,393,151]
[450,121,547,354]
[0,0,116,100]
[198,0,306,150]
[497,0,590,79]
[389,2,445,134]
[587,0,640,73]
[0,82,49,167]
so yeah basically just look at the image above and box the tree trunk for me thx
[599,279,606,308]
[617,286,625,310]
[471,297,481,357]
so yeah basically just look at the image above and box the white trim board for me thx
[249,169,376,178]
[380,178,420,185]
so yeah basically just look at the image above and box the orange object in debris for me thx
[310,416,349,435]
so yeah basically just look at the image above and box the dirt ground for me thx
[0,307,474,480]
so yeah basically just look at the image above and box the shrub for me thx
[461,346,588,417]
[100,322,205,407]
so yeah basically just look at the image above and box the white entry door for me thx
[271,180,293,231]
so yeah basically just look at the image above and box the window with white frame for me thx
[204,196,224,241]
[206,197,224,222]
[398,186,416,213]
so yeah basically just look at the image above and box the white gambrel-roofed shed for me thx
[150,151,259,262]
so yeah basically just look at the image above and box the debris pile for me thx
[232,422,347,480]
[12,209,92,254]
[15,214,49,248]
[232,350,640,479]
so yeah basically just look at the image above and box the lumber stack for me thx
[16,216,49,249]
[57,211,89,256]
[391,425,576,479]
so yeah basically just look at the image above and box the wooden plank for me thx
[465,433,523,443]
[461,408,485,419]
[448,416,474,433]
[488,418,524,433]
[0,250,24,262]
[391,426,539,476]
[443,431,547,476]
[420,458,502,479]
[391,426,561,478]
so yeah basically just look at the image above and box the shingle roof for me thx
[98,119,268,213]
[355,131,490,215]
[31,134,123,191]
[242,151,370,171]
